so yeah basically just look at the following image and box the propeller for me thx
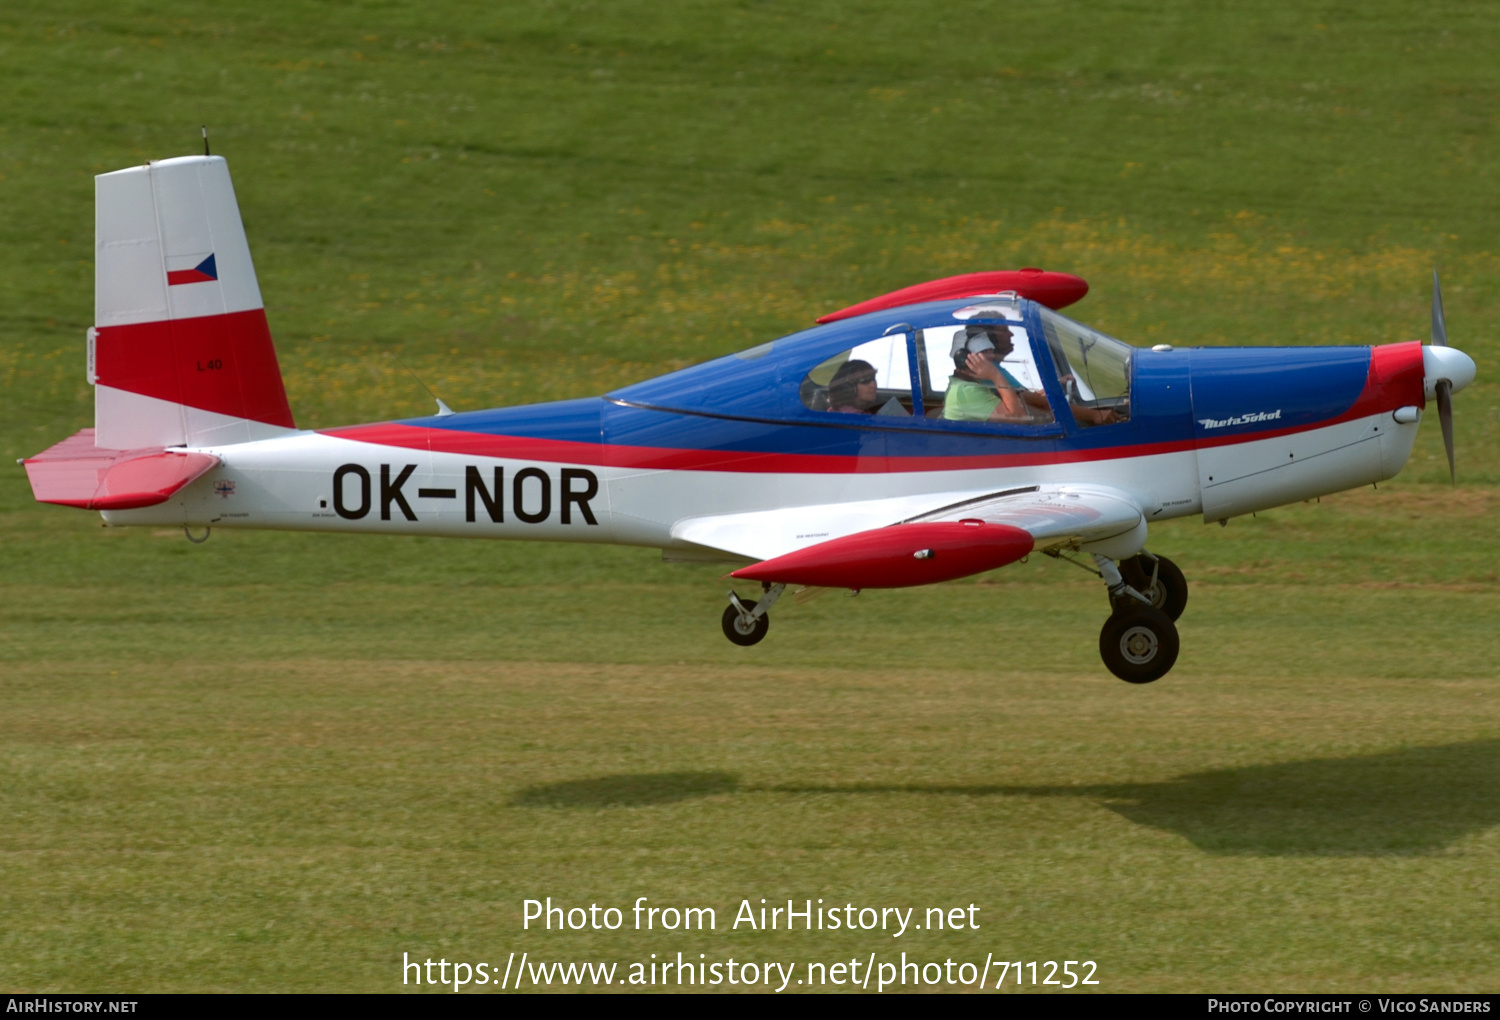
[1423,270,1479,484]
[1431,269,1456,483]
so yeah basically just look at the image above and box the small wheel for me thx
[1120,553,1188,621]
[721,601,769,646]
[1099,606,1179,684]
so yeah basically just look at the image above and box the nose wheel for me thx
[721,584,785,647]
[722,599,769,645]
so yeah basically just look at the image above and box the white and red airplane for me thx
[23,155,1477,682]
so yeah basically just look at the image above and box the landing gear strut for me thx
[1119,552,1188,621]
[721,583,785,646]
[1094,552,1183,683]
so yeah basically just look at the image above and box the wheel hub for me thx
[1119,625,1159,664]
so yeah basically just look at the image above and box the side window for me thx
[1037,308,1132,427]
[800,335,915,417]
[916,323,1057,425]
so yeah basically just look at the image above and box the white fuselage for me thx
[101,408,1418,555]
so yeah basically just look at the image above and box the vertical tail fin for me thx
[92,155,296,448]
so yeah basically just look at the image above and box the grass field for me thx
[2,0,1499,993]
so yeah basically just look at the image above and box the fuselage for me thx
[102,297,1431,552]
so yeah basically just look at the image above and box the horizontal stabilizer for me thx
[24,429,219,510]
[731,519,1034,589]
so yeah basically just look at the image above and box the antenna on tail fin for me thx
[202,125,210,157]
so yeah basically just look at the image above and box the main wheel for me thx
[721,601,769,646]
[1120,553,1188,621]
[1099,606,1179,684]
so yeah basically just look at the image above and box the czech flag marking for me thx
[167,253,218,286]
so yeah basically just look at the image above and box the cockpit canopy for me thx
[611,296,1135,432]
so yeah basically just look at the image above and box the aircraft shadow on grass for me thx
[513,740,1500,857]
[511,772,740,808]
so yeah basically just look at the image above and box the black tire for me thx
[721,601,769,646]
[1099,606,1179,684]
[1120,553,1188,621]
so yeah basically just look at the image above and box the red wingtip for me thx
[816,269,1089,324]
[732,521,1034,590]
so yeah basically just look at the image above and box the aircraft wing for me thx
[899,484,1145,550]
[671,484,1146,589]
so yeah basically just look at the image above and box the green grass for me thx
[2,0,1500,993]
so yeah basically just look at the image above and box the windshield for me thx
[1036,305,1133,407]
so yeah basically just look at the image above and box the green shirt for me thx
[942,373,1023,422]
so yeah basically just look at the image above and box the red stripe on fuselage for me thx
[320,343,1424,474]
[321,422,910,472]
[93,309,296,428]
[322,423,1185,474]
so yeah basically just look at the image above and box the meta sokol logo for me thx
[330,464,599,525]
[1197,409,1283,430]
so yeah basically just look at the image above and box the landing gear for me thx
[1119,552,1188,620]
[1099,606,1179,684]
[722,601,769,645]
[1093,551,1186,683]
[721,584,785,646]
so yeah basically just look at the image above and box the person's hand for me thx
[965,351,1005,387]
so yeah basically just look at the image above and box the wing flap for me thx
[670,488,1002,562]
[903,484,1145,552]
[24,429,220,510]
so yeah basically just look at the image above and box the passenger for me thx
[827,359,880,413]
[943,325,1052,423]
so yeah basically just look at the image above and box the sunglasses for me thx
[852,374,877,385]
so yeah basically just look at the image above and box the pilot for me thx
[827,359,880,413]
[943,325,1052,423]
[944,325,1120,426]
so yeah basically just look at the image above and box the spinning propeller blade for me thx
[1431,269,1456,483]
[1435,379,1456,484]
[1431,268,1449,348]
